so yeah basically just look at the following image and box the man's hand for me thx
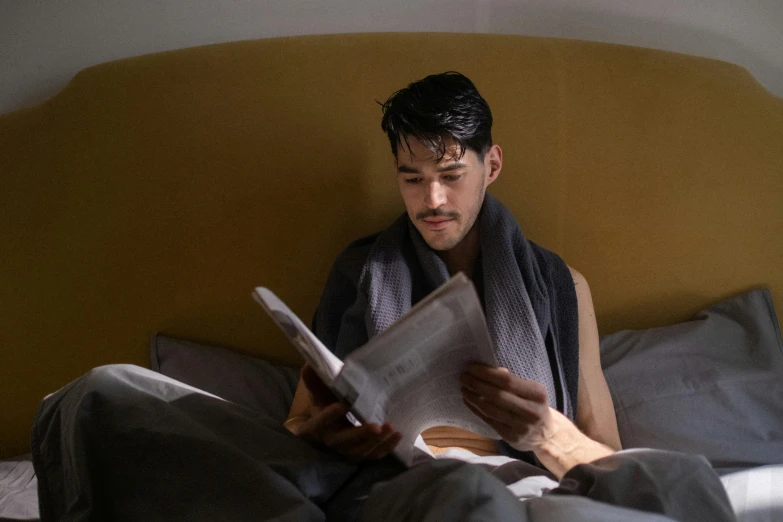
[460,363,558,452]
[296,364,402,461]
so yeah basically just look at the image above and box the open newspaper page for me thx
[252,288,343,386]
[333,273,500,466]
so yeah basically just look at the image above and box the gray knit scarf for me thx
[339,194,572,418]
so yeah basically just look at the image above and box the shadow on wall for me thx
[482,3,781,98]
[2,2,781,115]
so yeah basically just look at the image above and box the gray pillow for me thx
[150,333,299,422]
[600,289,783,468]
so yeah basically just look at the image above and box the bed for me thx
[1,33,782,520]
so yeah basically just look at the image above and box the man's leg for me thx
[31,364,361,522]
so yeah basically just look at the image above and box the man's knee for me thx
[36,364,151,429]
[79,363,142,391]
[32,365,140,458]
[50,364,149,412]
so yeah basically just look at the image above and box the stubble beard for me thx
[417,178,486,252]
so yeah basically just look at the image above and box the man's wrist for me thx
[532,410,577,456]
[531,410,615,478]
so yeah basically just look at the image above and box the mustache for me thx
[416,209,460,220]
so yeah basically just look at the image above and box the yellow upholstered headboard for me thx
[1,33,782,458]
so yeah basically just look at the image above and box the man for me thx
[285,71,621,480]
[32,72,734,522]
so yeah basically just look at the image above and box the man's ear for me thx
[485,144,502,186]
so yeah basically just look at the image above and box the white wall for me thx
[2,0,782,114]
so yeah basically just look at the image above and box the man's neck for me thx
[438,223,480,278]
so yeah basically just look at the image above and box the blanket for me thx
[31,365,737,521]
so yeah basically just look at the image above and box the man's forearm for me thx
[533,409,615,479]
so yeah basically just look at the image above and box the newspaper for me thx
[253,273,500,466]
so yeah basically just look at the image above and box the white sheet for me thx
[0,454,39,521]
[718,465,783,522]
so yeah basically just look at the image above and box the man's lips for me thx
[422,218,454,230]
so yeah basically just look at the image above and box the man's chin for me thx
[421,232,459,252]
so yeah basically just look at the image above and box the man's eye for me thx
[403,177,421,184]
[443,174,461,182]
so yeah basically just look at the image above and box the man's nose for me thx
[424,181,447,209]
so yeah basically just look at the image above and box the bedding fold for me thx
[31,364,736,522]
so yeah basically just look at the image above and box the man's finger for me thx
[462,387,537,426]
[463,396,512,434]
[364,430,403,460]
[300,402,349,437]
[348,425,397,459]
[323,423,384,450]
[461,368,548,404]
[461,375,547,422]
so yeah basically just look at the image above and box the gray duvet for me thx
[15,453,783,521]
[25,364,747,521]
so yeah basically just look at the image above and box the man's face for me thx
[395,137,500,251]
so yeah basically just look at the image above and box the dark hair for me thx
[380,71,493,161]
